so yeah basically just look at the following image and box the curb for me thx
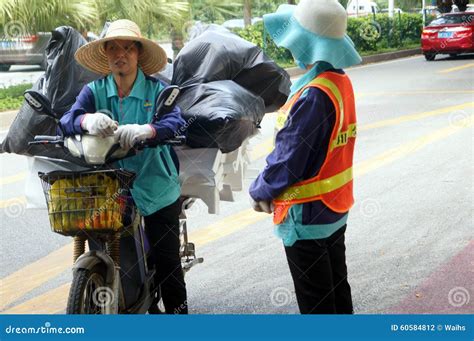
[285,48,422,77]
[361,48,421,65]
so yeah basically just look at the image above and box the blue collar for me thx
[289,61,333,99]
[105,68,146,100]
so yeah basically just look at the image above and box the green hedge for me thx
[348,13,423,52]
[0,83,32,112]
[234,21,293,67]
[236,13,424,66]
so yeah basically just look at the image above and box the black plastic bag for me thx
[1,26,100,156]
[177,80,265,153]
[0,78,88,165]
[172,28,290,113]
[42,26,100,116]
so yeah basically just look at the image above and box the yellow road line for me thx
[189,208,268,247]
[0,209,270,314]
[0,99,468,188]
[0,243,73,311]
[0,172,27,186]
[250,102,474,161]
[192,116,474,247]
[1,208,270,314]
[0,196,26,209]
[438,63,474,74]
[355,115,473,177]
[357,90,474,99]
[3,283,70,314]
[3,114,472,314]
[360,102,474,131]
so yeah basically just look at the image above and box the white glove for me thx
[115,124,155,150]
[81,113,118,137]
[250,198,274,214]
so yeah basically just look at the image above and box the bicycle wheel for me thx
[67,264,113,314]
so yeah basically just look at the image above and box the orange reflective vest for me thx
[273,71,357,225]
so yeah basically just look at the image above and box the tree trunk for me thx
[171,26,184,59]
[243,0,252,27]
[288,0,296,4]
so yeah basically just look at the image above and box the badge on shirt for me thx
[144,99,153,112]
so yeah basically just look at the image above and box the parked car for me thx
[380,8,403,14]
[0,32,51,71]
[0,31,96,72]
[346,0,379,16]
[421,12,474,60]
[222,18,262,29]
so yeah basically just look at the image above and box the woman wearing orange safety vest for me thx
[249,0,362,314]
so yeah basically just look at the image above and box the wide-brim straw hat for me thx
[75,19,167,75]
[263,0,362,69]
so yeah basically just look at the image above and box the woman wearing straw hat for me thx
[249,0,362,314]
[60,19,188,314]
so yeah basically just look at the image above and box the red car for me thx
[421,12,474,61]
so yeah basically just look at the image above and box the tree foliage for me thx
[0,0,189,37]
[189,0,242,23]
[0,0,97,34]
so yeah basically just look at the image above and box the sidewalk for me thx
[389,240,473,314]
[0,110,17,132]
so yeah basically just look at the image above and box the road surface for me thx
[0,54,473,314]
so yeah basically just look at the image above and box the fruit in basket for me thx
[48,173,125,233]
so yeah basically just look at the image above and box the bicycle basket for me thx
[39,169,136,236]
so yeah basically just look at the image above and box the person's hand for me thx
[251,198,263,212]
[115,124,155,150]
[259,201,273,214]
[250,198,273,214]
[81,113,118,137]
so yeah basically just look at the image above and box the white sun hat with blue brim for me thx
[263,0,362,69]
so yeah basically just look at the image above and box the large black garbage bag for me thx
[177,81,265,153]
[0,78,88,165]
[172,28,290,113]
[0,26,100,156]
[43,26,101,116]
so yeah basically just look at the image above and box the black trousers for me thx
[144,199,187,314]
[284,225,353,314]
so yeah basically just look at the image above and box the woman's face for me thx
[104,39,140,77]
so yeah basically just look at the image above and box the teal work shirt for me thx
[61,69,183,216]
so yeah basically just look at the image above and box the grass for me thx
[0,83,32,112]
[360,42,420,57]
